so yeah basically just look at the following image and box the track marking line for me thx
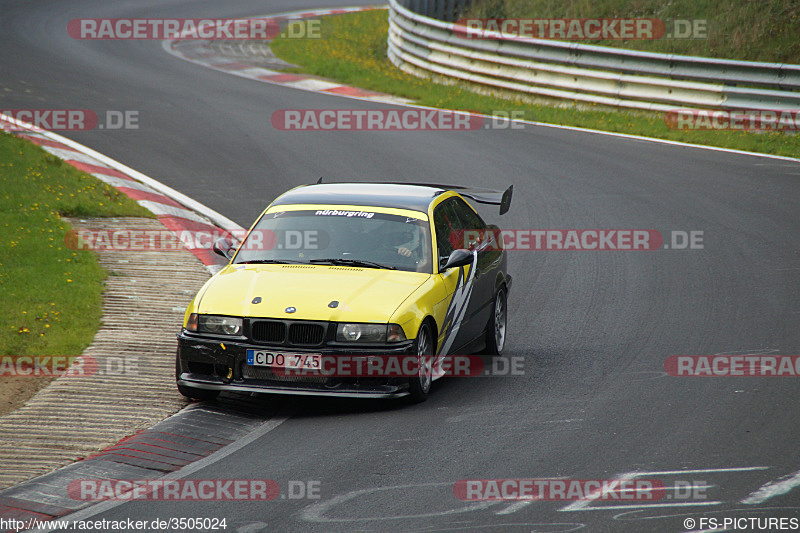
[558,468,769,513]
[741,469,800,505]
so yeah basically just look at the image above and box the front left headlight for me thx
[336,323,407,343]
[188,314,243,336]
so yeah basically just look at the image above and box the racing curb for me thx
[0,114,244,275]
[163,6,413,107]
[0,118,258,529]
[0,403,272,532]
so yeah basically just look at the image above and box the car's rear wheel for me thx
[484,288,507,355]
[175,355,220,401]
[407,323,433,403]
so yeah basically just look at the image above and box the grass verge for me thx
[0,131,153,414]
[463,0,800,64]
[270,10,800,159]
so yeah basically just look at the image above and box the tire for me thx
[407,322,434,403]
[175,355,219,401]
[484,288,507,356]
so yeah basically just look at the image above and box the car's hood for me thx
[196,264,430,322]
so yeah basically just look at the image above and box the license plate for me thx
[246,350,322,370]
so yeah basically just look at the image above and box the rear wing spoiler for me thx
[402,183,513,215]
[455,185,513,215]
[313,179,513,215]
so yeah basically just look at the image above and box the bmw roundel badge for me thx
[285,307,296,314]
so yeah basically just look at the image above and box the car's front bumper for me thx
[176,332,416,398]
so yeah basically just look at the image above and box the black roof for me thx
[270,183,447,213]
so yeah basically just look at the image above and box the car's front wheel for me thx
[407,323,434,403]
[175,355,220,401]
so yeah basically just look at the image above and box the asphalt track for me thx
[2,1,800,531]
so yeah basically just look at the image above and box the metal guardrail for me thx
[388,0,800,113]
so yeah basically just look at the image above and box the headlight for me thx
[336,323,407,343]
[195,315,243,336]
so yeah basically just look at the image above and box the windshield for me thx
[233,209,432,273]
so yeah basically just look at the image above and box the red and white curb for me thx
[163,6,413,106]
[0,113,243,274]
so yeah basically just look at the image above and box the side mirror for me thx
[212,236,238,260]
[499,185,513,215]
[441,249,474,270]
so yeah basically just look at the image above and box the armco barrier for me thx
[388,0,800,113]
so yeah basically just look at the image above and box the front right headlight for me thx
[336,323,407,343]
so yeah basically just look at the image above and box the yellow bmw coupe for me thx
[176,182,512,402]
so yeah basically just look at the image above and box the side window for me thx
[434,196,487,263]
[451,197,486,233]
[433,200,460,264]
[450,197,486,250]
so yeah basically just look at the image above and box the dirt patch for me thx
[0,375,56,417]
